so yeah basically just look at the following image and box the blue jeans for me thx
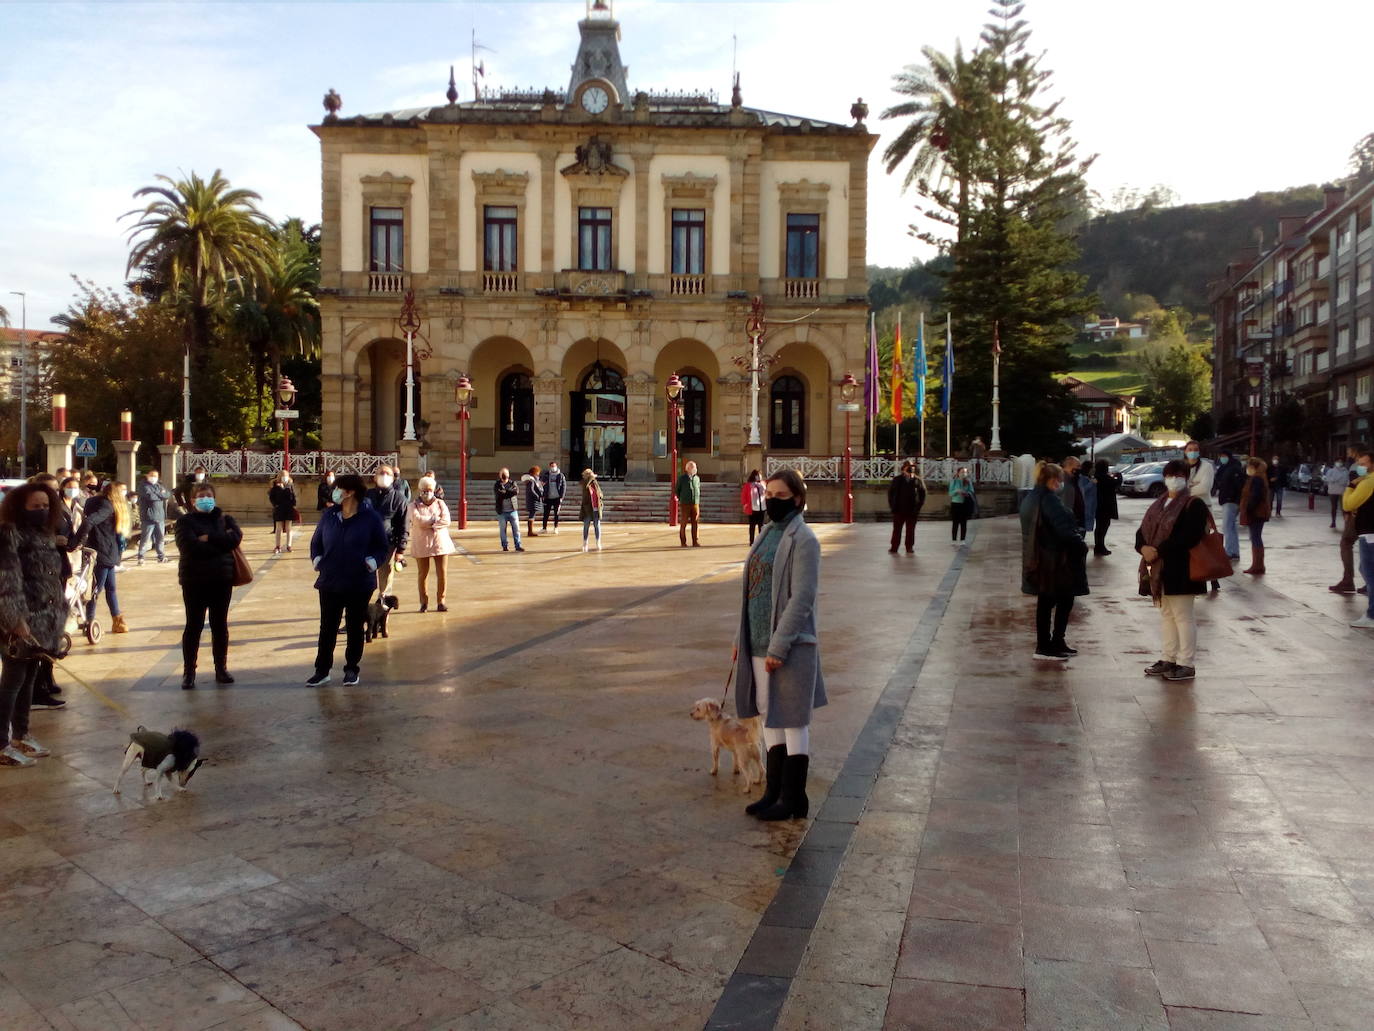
[582,513,601,544]
[1273,487,1285,515]
[1360,539,1374,619]
[137,518,164,560]
[498,511,521,549]
[88,564,120,620]
[1222,503,1240,558]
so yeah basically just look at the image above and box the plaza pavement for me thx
[0,496,1370,1030]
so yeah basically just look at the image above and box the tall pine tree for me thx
[906,1,1096,457]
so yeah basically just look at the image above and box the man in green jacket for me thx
[676,460,701,547]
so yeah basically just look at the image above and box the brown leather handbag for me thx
[230,547,254,587]
[1188,506,1233,582]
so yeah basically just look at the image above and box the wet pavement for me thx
[1,499,1371,1030]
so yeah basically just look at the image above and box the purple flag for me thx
[864,313,880,418]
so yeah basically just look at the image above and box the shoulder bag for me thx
[1188,505,1232,582]
[231,546,254,587]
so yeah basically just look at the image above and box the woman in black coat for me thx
[1092,459,1119,555]
[1135,459,1207,681]
[1020,462,1089,661]
[174,483,244,690]
[71,481,131,634]
[268,470,298,555]
[317,470,337,512]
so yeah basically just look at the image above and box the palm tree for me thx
[880,44,985,244]
[0,303,9,327]
[123,170,275,363]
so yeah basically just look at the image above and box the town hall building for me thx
[312,0,875,481]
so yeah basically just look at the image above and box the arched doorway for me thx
[571,362,626,479]
[770,373,807,450]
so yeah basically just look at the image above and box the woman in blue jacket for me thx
[307,474,389,687]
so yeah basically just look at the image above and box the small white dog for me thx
[689,698,764,792]
[114,727,203,801]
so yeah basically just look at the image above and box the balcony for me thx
[368,271,408,294]
[782,278,821,301]
[481,271,520,294]
[668,274,707,297]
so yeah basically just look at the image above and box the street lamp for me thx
[8,291,26,478]
[276,375,297,474]
[666,372,683,525]
[839,373,859,524]
[1246,361,1263,458]
[399,290,422,442]
[454,375,473,529]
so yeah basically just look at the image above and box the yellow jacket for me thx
[1342,473,1374,512]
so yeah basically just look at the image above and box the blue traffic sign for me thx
[74,437,98,458]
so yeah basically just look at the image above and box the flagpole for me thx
[918,311,926,460]
[868,313,877,458]
[990,320,1003,454]
[895,312,902,458]
[945,313,952,458]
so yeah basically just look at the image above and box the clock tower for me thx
[567,0,629,110]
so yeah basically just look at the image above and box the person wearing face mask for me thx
[0,483,66,766]
[81,473,101,498]
[1211,448,1246,562]
[317,469,338,512]
[175,465,208,512]
[366,466,411,581]
[886,461,926,554]
[579,468,604,551]
[58,476,85,543]
[268,470,298,555]
[1330,443,1367,594]
[71,481,132,634]
[733,468,826,821]
[135,467,171,566]
[407,476,454,612]
[1239,458,1271,575]
[1183,441,1214,502]
[521,466,544,539]
[308,474,389,687]
[948,466,976,545]
[174,483,244,689]
[1268,456,1289,517]
[1021,462,1089,661]
[540,460,566,534]
[493,468,523,553]
[1343,450,1374,628]
[1092,459,1118,556]
[740,469,767,544]
[676,460,703,548]
[1135,459,1208,682]
[1323,459,1351,529]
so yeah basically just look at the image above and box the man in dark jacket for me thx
[494,468,523,552]
[135,468,171,566]
[1268,456,1289,517]
[540,460,566,534]
[886,462,926,554]
[308,474,389,687]
[1212,449,1246,560]
[365,465,409,557]
[1021,463,1089,662]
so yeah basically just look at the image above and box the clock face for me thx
[581,85,609,114]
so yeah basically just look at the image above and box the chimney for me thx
[1324,183,1347,211]
[1278,215,1306,242]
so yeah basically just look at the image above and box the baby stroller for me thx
[66,547,102,645]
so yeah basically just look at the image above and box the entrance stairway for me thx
[430,479,744,524]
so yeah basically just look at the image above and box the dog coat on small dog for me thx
[114,726,202,801]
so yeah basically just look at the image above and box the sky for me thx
[2,0,1372,328]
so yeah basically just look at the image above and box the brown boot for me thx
[1243,547,1265,575]
[111,614,129,633]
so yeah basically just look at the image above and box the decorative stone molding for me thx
[624,371,657,396]
[533,371,565,395]
[471,169,530,280]
[359,174,416,278]
[661,172,718,278]
[776,179,830,281]
[561,137,630,270]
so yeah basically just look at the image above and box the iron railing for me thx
[766,455,1014,485]
[177,450,400,477]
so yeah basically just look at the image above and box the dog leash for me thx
[8,636,132,718]
[720,661,735,706]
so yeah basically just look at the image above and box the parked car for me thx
[1296,463,1326,493]
[1121,461,1167,498]
[0,478,27,497]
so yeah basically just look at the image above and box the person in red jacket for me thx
[740,469,766,544]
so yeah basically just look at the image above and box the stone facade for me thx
[312,1,875,482]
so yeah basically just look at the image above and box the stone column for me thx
[41,430,77,474]
[157,443,180,485]
[533,373,565,465]
[113,440,141,489]
[624,373,656,482]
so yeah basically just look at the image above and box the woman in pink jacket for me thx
[407,476,455,612]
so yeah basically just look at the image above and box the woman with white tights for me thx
[732,468,827,821]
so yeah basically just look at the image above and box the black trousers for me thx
[0,655,40,742]
[182,580,232,674]
[890,513,917,551]
[541,497,562,529]
[1093,518,1112,553]
[951,500,973,540]
[1035,593,1075,648]
[747,511,766,543]
[315,588,370,675]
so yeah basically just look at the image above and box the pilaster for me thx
[112,440,141,490]
[41,429,77,475]
[156,443,180,485]
[624,372,656,481]
[533,372,566,464]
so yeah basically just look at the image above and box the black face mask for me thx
[23,509,49,529]
[765,497,797,522]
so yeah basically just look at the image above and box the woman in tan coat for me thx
[407,476,455,611]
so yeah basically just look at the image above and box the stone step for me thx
[428,480,745,523]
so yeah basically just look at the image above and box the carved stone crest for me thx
[562,137,626,179]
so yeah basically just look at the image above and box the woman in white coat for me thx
[407,476,455,612]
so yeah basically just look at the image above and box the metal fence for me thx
[765,456,1014,485]
[176,450,399,478]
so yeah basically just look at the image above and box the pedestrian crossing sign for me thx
[74,437,97,458]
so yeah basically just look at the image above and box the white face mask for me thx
[194,473,205,482]
[1164,476,1187,493]
[376,474,393,489]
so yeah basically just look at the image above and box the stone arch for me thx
[352,337,423,452]
[768,340,832,453]
[467,336,536,459]
[655,339,721,457]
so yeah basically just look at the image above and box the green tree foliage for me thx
[1135,340,1211,433]
[1348,132,1374,185]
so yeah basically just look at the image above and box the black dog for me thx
[365,594,399,642]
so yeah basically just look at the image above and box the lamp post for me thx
[276,375,297,474]
[1246,361,1263,458]
[9,291,26,477]
[181,342,193,445]
[399,290,422,442]
[666,372,683,525]
[454,375,473,529]
[839,373,859,524]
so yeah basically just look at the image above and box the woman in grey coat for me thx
[733,468,826,821]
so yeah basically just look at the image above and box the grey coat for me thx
[0,524,67,653]
[734,514,827,728]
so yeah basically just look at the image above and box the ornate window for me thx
[484,206,518,272]
[770,375,806,449]
[679,373,707,449]
[578,207,614,271]
[580,363,624,393]
[671,210,706,276]
[785,214,820,279]
[370,207,404,272]
[499,371,534,448]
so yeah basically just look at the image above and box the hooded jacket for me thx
[72,495,124,569]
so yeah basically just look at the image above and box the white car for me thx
[0,478,28,497]
[1120,462,1167,498]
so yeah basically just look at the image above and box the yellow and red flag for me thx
[891,313,904,422]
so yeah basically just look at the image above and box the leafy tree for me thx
[1135,340,1211,432]
[1348,132,1374,185]
[1186,411,1214,442]
[0,304,8,327]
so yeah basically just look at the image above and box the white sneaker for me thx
[0,745,36,767]
[17,737,50,758]
[581,542,589,552]
[596,540,603,551]
[553,528,560,535]
[1350,616,1374,629]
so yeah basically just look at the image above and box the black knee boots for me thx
[757,754,810,821]
[746,744,786,816]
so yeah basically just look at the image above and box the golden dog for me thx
[689,698,764,792]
